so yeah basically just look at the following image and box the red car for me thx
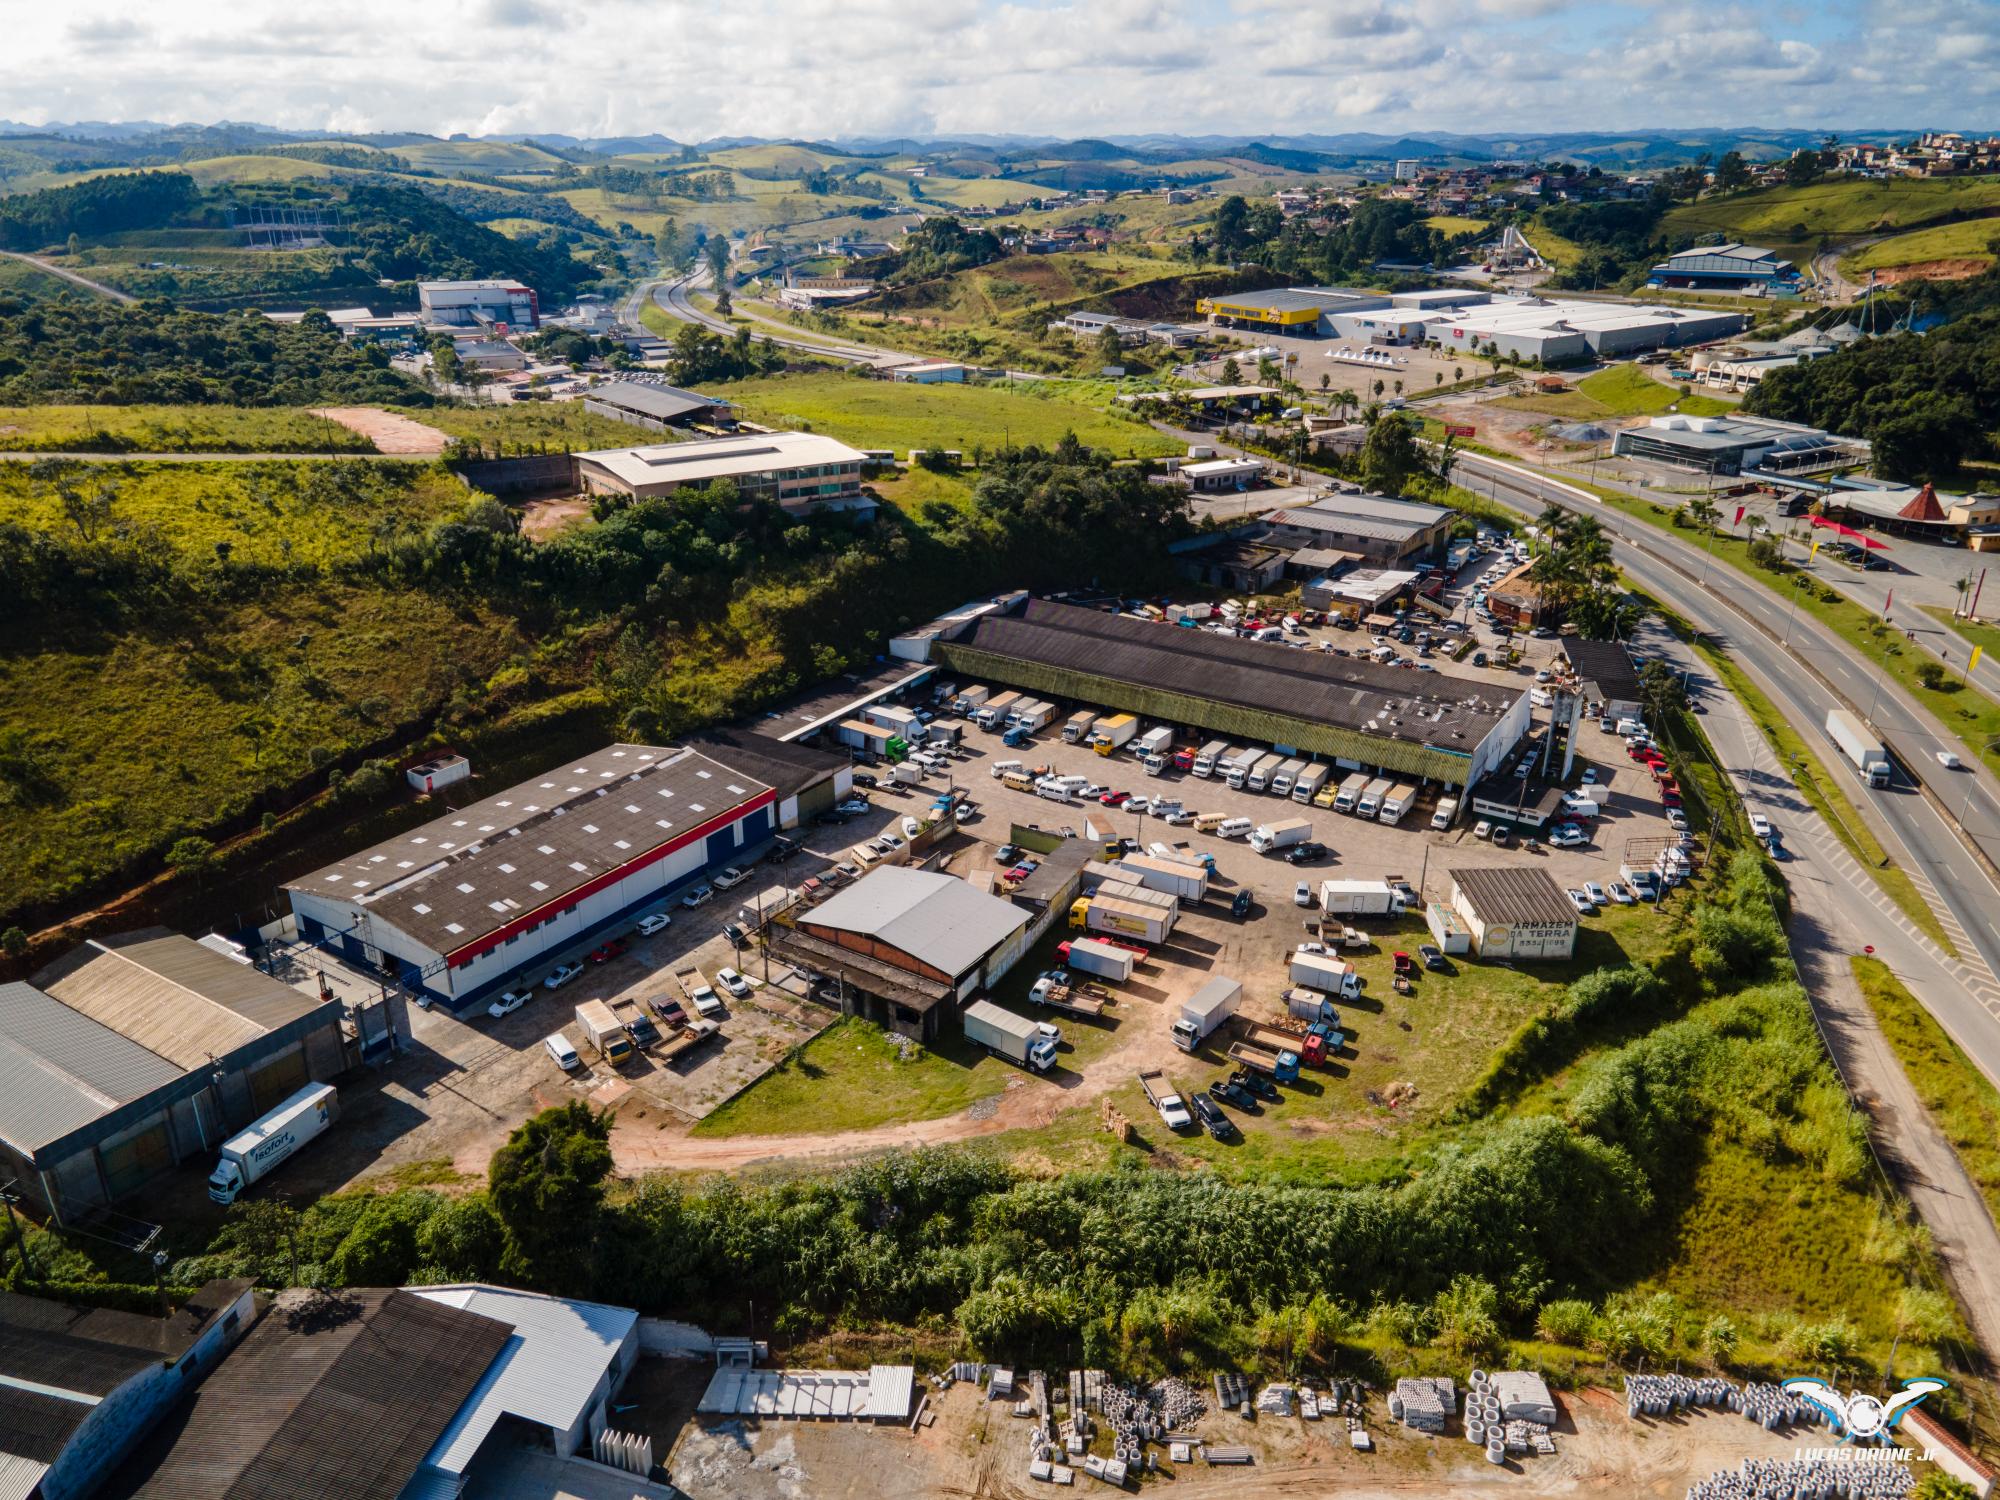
[1100,790,1130,806]
[587,937,629,965]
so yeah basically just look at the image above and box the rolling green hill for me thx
[1663,177,2000,261]
[1841,217,2000,275]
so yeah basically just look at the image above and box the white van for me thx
[544,1032,582,1072]
[990,758,1023,779]
[1055,774,1092,793]
[1037,782,1073,802]
[1215,817,1254,840]
[1372,645,1395,663]
[1615,717,1646,738]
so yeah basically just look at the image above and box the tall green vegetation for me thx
[1197,194,1449,279]
[0,295,428,406]
[881,216,1005,284]
[0,170,200,250]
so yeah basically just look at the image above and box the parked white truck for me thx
[1248,817,1312,854]
[1170,977,1243,1052]
[1061,936,1136,984]
[1291,950,1360,999]
[1825,708,1892,788]
[1291,764,1331,805]
[1222,750,1261,789]
[208,1083,338,1205]
[1355,777,1394,819]
[1377,784,1418,824]
[974,691,1021,729]
[1115,853,1209,903]
[1192,739,1234,778]
[1332,772,1371,813]
[1135,725,1174,760]
[1319,879,1405,916]
[1009,698,1056,733]
[1062,710,1098,743]
[1139,1068,1194,1130]
[964,1000,1058,1072]
[1269,757,1308,798]
[1245,752,1287,794]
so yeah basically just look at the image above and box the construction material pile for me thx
[1255,1384,1295,1418]
[1686,1455,1914,1499]
[1734,1382,1825,1432]
[1390,1376,1454,1434]
[1096,1375,1208,1465]
[1214,1372,1251,1414]
[1625,1373,1737,1416]
[1463,1370,1553,1462]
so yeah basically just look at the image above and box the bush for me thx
[1535,1298,1597,1347]
[1914,660,1949,691]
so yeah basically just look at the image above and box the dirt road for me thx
[312,406,450,454]
[0,249,135,303]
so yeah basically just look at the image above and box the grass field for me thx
[393,403,654,453]
[1691,637,1955,954]
[1664,177,2000,260]
[1498,363,1736,420]
[0,256,96,300]
[0,405,377,454]
[1852,956,2000,1227]
[1424,215,1491,238]
[713,372,1182,458]
[1841,217,2000,274]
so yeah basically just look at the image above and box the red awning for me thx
[1810,515,1892,550]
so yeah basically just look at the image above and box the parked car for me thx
[878,833,904,851]
[1580,768,1597,785]
[1474,820,1493,840]
[544,1033,582,1072]
[587,938,628,965]
[1609,883,1636,905]
[650,995,688,1027]
[1294,881,1314,907]
[996,844,1022,865]
[1418,944,1445,971]
[833,861,862,881]
[815,809,850,826]
[488,989,532,1019]
[1209,1078,1260,1112]
[1584,882,1608,906]
[1100,789,1130,806]
[722,922,749,948]
[716,967,751,999]
[637,912,673,936]
[1232,1068,1279,1103]
[542,962,583,991]
[1567,888,1595,914]
[1749,813,1772,841]
[850,771,879,788]
[1284,841,1328,865]
[1190,1093,1236,1140]
[681,884,715,908]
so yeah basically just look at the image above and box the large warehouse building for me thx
[1647,243,1799,292]
[1427,296,1745,363]
[1449,867,1579,960]
[286,744,786,1012]
[775,867,1032,1042]
[933,598,1529,788]
[417,278,540,330]
[1611,414,1866,476]
[1259,491,1454,567]
[574,431,875,518]
[1,932,346,1224]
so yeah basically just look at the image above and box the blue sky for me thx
[3,0,1995,140]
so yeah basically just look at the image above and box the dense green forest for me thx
[1195,195,1466,280]
[1748,266,2000,481]
[0,295,429,406]
[0,170,201,250]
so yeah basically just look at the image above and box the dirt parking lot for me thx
[664,1373,1854,1500]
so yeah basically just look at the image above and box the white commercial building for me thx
[418,278,540,331]
[575,431,875,517]
[1449,867,1578,961]
[286,744,783,1012]
[1427,295,1745,364]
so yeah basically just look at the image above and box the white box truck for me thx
[1192,739,1233,778]
[1319,879,1403,916]
[1355,777,1394,819]
[1378,784,1418,824]
[208,1083,337,1204]
[1136,726,1174,760]
[865,704,925,742]
[1223,750,1260,789]
[1269,758,1308,797]
[1292,764,1331,805]
[1062,710,1098,743]
[1290,950,1360,999]
[974,691,1021,729]
[1245,752,1286,793]
[1171,977,1242,1051]
[1062,936,1136,984]
[1825,709,1892,788]
[1012,699,1056,733]
[953,684,989,716]
[1116,853,1209,903]
[964,1000,1057,1072]
[1430,796,1459,831]
[1332,772,1371,813]
[1248,817,1312,853]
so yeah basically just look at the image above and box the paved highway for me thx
[1458,451,2000,1076]
[649,271,908,368]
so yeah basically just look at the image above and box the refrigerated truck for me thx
[1332,772,1372,813]
[964,1000,1058,1072]
[952,684,989,715]
[1062,710,1098,743]
[1269,758,1308,797]
[1377,784,1418,824]
[1825,709,1892,788]
[208,1083,337,1205]
[1354,777,1394,819]
[1008,698,1055,733]
[1192,740,1234,778]
[1170,976,1242,1051]
[1291,764,1331,805]
[1290,950,1360,998]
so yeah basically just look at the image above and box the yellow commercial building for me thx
[1196,291,1328,328]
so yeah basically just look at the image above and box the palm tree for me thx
[1453,364,1464,384]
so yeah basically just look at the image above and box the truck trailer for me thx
[1092,714,1138,753]
[208,1083,337,1205]
[1825,709,1892,788]
[1291,764,1331,805]
[1248,817,1312,854]
[1377,784,1418,824]
[1170,976,1242,1051]
[1062,710,1098,743]
[576,1000,635,1066]
[1069,894,1176,944]
[964,1000,1058,1072]
[1139,1068,1194,1131]
[1057,936,1136,984]
[1192,739,1233,778]
[1319,879,1403,916]
[1332,772,1371,813]
[653,1017,721,1066]
[1114,853,1209,903]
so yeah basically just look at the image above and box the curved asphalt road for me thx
[650,270,905,368]
[1458,452,2000,1074]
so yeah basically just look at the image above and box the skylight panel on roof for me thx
[530,880,548,892]
[569,861,588,873]
[688,803,705,814]
[498,863,516,874]
[457,883,475,894]
[445,923,464,935]
[538,845,556,855]
[582,824,599,834]
[413,903,431,914]
[726,784,746,795]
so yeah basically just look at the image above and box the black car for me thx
[815,810,850,826]
[1419,943,1445,970]
[1230,889,1253,918]
[1209,1078,1260,1112]
[1284,841,1329,865]
[1232,1068,1280,1103]
[1190,1093,1237,1140]
[723,922,750,948]
[850,772,879,788]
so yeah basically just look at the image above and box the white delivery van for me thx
[1215,817,1254,839]
[990,758,1023,779]
[545,1032,582,1071]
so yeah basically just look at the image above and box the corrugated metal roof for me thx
[802,867,1030,979]
[1449,866,1578,927]
[585,380,722,422]
[0,1450,52,1500]
[407,1285,637,1474]
[35,934,326,1071]
[0,1287,189,1398]
[0,982,182,1152]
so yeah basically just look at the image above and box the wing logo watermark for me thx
[1781,1378,1946,1443]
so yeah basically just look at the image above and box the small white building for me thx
[887,360,969,384]
[1180,456,1266,493]
[419,278,540,330]
[1449,867,1577,960]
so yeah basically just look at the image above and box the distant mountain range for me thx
[0,119,1937,172]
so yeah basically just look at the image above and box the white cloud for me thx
[0,0,1992,138]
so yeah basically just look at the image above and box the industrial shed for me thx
[581,380,728,432]
[780,867,1032,1041]
[3,933,345,1225]
[287,744,777,1012]
[935,598,1528,788]
[1449,867,1578,960]
[1560,638,1646,724]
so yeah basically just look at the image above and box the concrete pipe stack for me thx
[1685,1455,1914,1500]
